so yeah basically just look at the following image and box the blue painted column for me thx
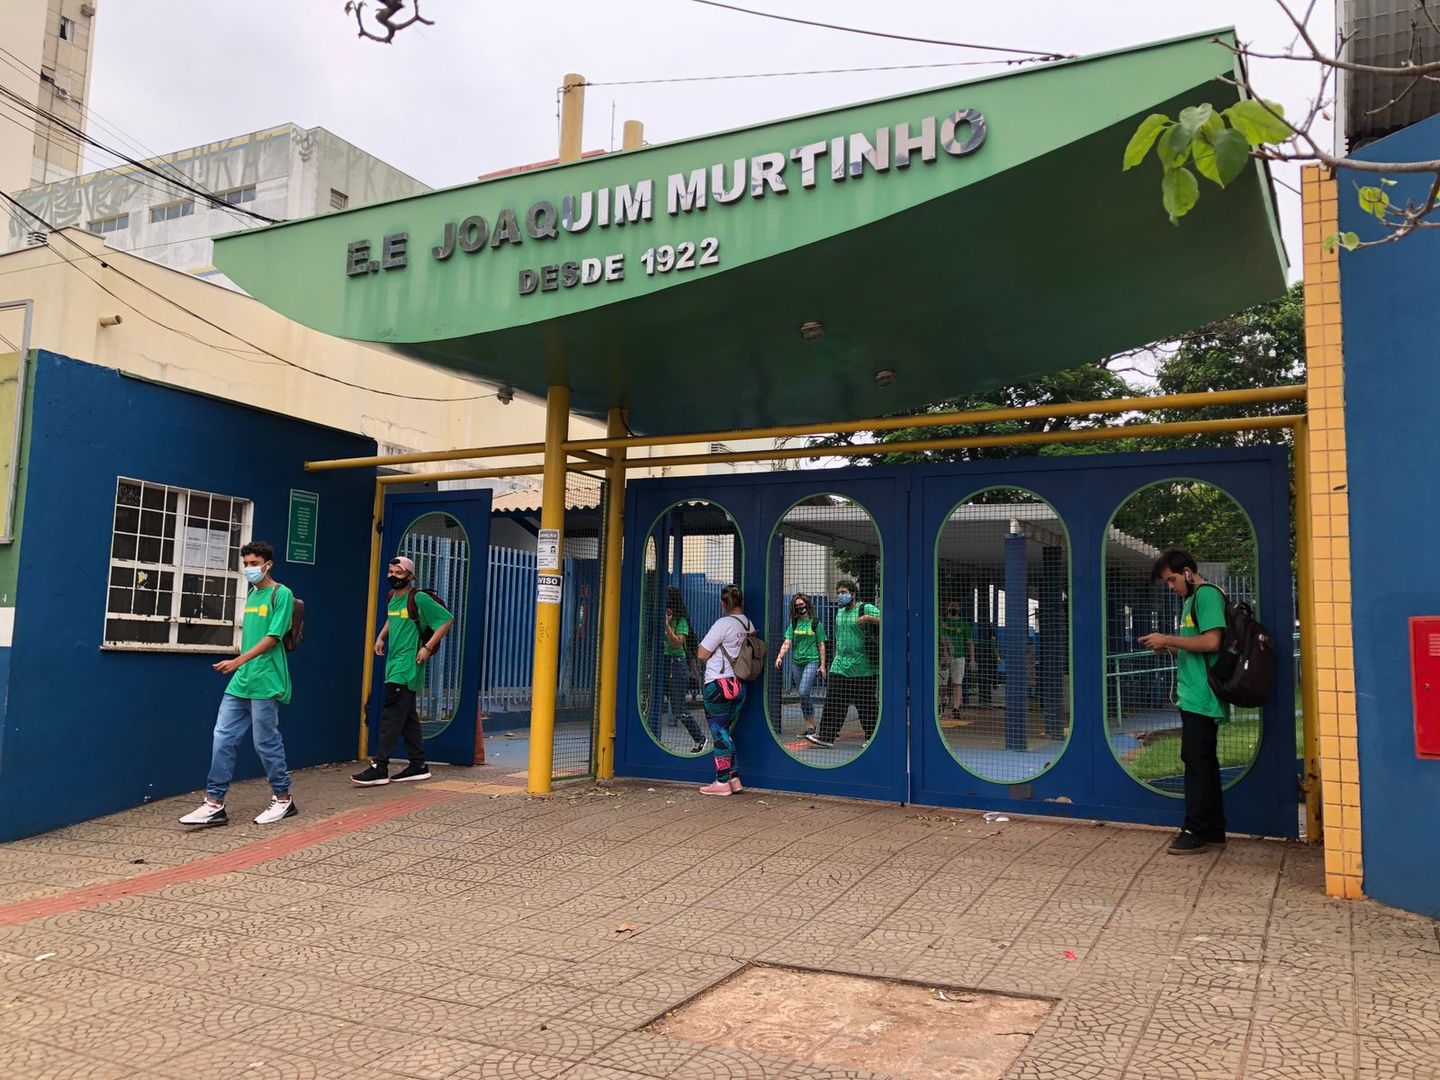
[1004,529,1029,752]
[767,533,787,731]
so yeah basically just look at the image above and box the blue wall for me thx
[1340,115,1440,917]
[0,352,376,839]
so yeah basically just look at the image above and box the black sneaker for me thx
[1203,834,1228,847]
[391,761,431,783]
[689,740,707,755]
[351,762,390,786]
[1168,831,1210,855]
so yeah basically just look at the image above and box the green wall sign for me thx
[287,489,318,566]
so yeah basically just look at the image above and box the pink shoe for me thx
[698,781,733,796]
[728,776,744,793]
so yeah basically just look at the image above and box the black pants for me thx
[378,683,425,765]
[1180,710,1226,840]
[817,673,878,744]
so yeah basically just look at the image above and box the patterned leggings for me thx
[703,680,747,783]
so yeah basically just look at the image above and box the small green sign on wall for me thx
[287,489,319,566]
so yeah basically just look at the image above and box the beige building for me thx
[0,229,610,473]
[0,0,98,194]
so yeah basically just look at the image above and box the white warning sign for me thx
[537,528,561,571]
[537,573,563,605]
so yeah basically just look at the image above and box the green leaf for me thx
[1339,231,1361,250]
[1223,99,1293,145]
[1123,114,1171,170]
[1211,128,1251,186]
[1358,185,1390,219]
[1177,104,1215,143]
[1156,123,1193,168]
[1380,177,1398,186]
[1322,234,1338,254]
[1162,166,1200,223]
[1193,136,1222,185]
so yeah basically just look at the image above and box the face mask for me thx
[836,591,852,607]
[387,575,409,591]
[242,565,266,585]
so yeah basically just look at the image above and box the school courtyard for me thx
[0,762,1435,1080]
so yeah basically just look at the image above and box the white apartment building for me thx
[5,123,429,288]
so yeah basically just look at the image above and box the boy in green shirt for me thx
[1139,548,1227,855]
[939,606,975,718]
[353,555,453,785]
[180,541,297,827]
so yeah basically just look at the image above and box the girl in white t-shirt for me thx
[695,584,752,796]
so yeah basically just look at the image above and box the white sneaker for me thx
[179,799,228,827]
[254,796,297,825]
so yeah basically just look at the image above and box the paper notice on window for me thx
[537,528,560,572]
[537,573,563,605]
[183,526,231,569]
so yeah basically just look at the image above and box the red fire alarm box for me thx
[1409,617,1440,759]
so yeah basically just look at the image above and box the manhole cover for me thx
[651,966,1051,1079]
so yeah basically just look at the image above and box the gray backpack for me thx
[718,615,768,682]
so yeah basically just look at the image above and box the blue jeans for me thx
[206,693,290,802]
[794,661,820,721]
[703,679,746,782]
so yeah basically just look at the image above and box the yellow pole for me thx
[560,74,586,164]
[1293,418,1324,843]
[527,385,570,793]
[357,479,384,761]
[303,386,1308,474]
[595,408,627,780]
[622,414,1300,470]
[569,385,1309,453]
[622,120,644,151]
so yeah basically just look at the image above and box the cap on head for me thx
[390,556,416,575]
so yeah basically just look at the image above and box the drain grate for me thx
[651,966,1051,1079]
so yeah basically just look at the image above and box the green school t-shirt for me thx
[664,615,689,658]
[831,603,880,678]
[1177,585,1227,720]
[385,588,454,691]
[940,617,973,657]
[784,617,826,665]
[226,583,294,704]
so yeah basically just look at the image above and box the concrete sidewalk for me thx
[0,762,1436,1079]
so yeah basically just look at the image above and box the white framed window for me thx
[216,185,256,206]
[149,200,194,223]
[88,212,128,235]
[104,478,253,652]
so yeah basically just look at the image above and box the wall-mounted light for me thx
[874,369,897,388]
[799,320,825,342]
[98,315,122,328]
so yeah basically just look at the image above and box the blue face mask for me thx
[836,591,852,607]
[242,565,266,585]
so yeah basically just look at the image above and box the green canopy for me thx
[214,29,1286,435]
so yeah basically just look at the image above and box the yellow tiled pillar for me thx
[1301,166,1362,900]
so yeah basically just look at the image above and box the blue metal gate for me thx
[616,447,1298,838]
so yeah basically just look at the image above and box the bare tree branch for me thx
[346,0,433,44]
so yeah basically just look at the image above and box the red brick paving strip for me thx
[0,788,463,927]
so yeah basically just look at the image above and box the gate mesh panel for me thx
[551,472,605,781]
[637,501,741,758]
[767,495,882,769]
[396,512,471,742]
[934,490,1071,784]
[1104,480,1261,795]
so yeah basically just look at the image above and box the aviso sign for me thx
[344,109,987,296]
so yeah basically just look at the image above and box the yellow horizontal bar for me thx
[377,464,540,486]
[308,441,546,472]
[574,385,1307,453]
[622,414,1300,470]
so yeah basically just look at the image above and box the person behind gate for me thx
[1139,549,1228,855]
[352,555,454,786]
[774,592,826,738]
[939,603,975,718]
[180,541,297,828]
[806,579,880,750]
[661,586,707,754]
[694,584,752,796]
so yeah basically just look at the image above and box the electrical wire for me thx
[0,42,230,209]
[0,195,505,404]
[0,86,279,225]
[573,58,1033,91]
[686,1,1070,61]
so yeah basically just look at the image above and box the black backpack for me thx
[283,596,305,652]
[1196,583,1275,707]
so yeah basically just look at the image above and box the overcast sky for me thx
[86,1,1333,274]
